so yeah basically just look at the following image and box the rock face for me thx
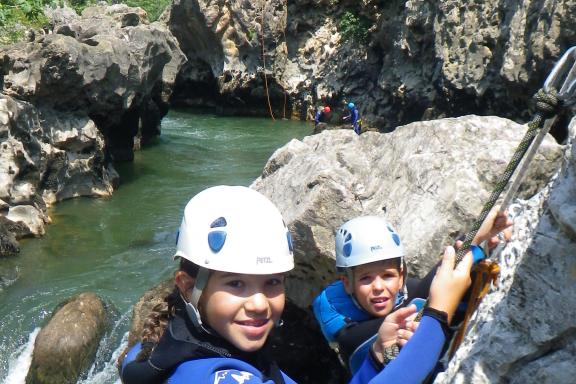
[252,115,563,308]
[0,4,186,257]
[0,95,117,255]
[435,121,576,383]
[164,0,576,139]
[26,292,109,384]
[164,0,293,116]
[1,4,186,161]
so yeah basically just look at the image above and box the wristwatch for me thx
[369,343,399,370]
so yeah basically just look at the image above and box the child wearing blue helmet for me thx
[120,186,481,384]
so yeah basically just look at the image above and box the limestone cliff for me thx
[165,0,576,141]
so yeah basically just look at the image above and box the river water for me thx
[0,109,311,383]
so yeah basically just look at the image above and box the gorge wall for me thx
[165,0,576,141]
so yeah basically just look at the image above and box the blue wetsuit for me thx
[345,107,361,134]
[313,270,440,374]
[121,312,448,384]
[314,111,324,126]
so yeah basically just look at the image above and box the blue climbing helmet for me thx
[335,216,403,270]
[348,102,355,109]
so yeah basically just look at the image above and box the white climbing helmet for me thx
[335,216,404,269]
[174,185,294,275]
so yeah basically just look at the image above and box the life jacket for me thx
[312,280,408,374]
[312,280,407,343]
[312,280,372,343]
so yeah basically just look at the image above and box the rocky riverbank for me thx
[0,4,185,257]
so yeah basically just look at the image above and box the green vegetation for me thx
[0,0,171,45]
[339,11,371,44]
[124,0,170,22]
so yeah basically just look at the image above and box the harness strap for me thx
[448,260,500,358]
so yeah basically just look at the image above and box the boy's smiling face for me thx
[342,259,403,317]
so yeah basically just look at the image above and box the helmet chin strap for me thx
[183,267,212,334]
[346,268,365,310]
[392,257,408,309]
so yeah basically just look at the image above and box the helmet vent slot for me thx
[210,217,227,228]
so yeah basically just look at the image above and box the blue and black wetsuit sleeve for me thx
[121,326,202,384]
[120,341,171,384]
[121,359,169,384]
[349,311,450,384]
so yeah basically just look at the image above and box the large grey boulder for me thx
[434,122,576,383]
[26,292,110,384]
[252,115,563,308]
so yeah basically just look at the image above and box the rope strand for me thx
[414,88,560,329]
[261,0,275,120]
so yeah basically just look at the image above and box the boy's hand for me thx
[429,246,473,324]
[372,304,417,361]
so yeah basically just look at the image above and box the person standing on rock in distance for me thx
[315,106,331,127]
[343,102,362,134]
[313,212,513,376]
[119,185,479,384]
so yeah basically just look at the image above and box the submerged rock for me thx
[26,292,110,384]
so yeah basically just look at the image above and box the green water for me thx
[0,110,311,381]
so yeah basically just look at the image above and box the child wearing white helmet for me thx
[119,186,482,384]
[313,213,512,375]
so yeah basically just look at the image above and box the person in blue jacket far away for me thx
[119,185,480,384]
[343,102,362,134]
